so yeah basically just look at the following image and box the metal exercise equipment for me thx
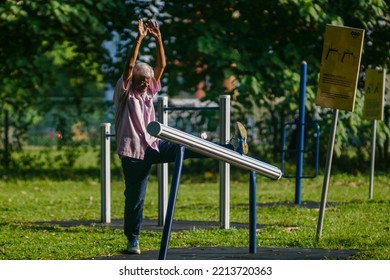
[281,61,320,205]
[147,122,282,179]
[147,121,282,259]
[100,95,230,225]
[156,95,231,228]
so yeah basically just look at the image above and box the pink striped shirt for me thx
[114,75,161,159]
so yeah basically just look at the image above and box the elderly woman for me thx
[114,19,248,254]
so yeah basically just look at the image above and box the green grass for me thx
[0,165,389,260]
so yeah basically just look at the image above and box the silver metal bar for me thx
[147,121,282,180]
[316,109,339,241]
[157,96,169,226]
[100,123,111,224]
[369,120,377,200]
[219,95,231,228]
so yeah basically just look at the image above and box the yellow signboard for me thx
[316,25,365,111]
[363,69,386,120]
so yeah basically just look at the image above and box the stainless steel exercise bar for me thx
[147,121,282,180]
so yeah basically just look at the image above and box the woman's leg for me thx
[121,157,151,243]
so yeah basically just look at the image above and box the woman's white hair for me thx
[133,62,154,78]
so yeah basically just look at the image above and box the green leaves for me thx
[1,0,389,170]
[159,0,389,165]
[0,1,131,166]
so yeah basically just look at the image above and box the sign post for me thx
[363,69,386,199]
[315,25,365,241]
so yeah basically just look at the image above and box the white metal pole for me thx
[369,120,377,200]
[219,95,231,229]
[316,109,339,241]
[157,96,169,226]
[100,123,111,224]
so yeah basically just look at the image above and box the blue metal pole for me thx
[158,146,185,260]
[295,61,307,205]
[249,171,257,254]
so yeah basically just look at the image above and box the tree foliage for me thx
[0,0,128,166]
[1,0,389,172]
[129,0,389,169]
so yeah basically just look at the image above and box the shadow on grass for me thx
[0,167,122,181]
[1,220,360,260]
[234,201,343,209]
[32,219,266,232]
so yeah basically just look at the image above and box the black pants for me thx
[121,140,233,242]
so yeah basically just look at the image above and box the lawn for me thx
[0,158,389,259]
